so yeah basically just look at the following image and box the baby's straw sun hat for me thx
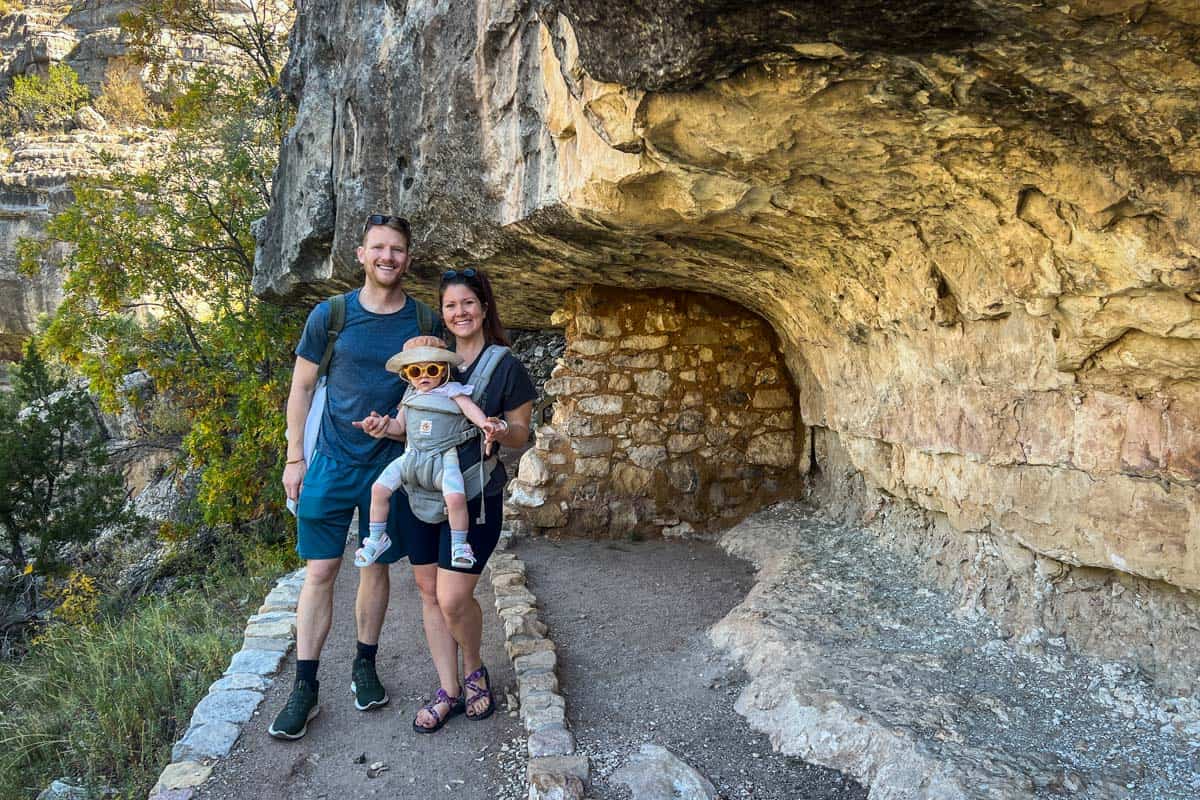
[385,335,463,373]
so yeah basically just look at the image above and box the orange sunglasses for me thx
[401,362,447,381]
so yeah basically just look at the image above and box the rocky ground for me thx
[713,502,1200,799]
[516,536,867,800]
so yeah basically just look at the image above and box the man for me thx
[269,214,440,739]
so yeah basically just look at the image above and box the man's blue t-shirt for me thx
[295,290,424,466]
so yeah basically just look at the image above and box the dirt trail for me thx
[198,534,866,799]
[515,536,867,800]
[196,544,525,800]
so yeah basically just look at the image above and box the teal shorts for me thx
[295,450,408,563]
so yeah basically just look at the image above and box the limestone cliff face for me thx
[0,0,249,94]
[0,132,165,359]
[0,1,273,358]
[259,2,1200,594]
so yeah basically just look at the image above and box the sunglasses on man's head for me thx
[362,214,410,236]
[401,362,447,381]
[442,268,477,280]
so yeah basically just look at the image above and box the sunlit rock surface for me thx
[0,0,280,359]
[0,131,163,359]
[259,2,1200,600]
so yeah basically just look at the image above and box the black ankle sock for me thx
[356,641,378,663]
[296,659,319,689]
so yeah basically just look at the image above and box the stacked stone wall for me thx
[507,286,805,539]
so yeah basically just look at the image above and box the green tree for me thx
[3,63,90,131]
[0,341,129,599]
[121,0,289,88]
[21,67,302,528]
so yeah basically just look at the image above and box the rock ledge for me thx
[711,502,1200,800]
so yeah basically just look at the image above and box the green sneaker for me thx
[268,679,319,740]
[350,656,389,711]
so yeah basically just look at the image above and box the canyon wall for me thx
[257,0,1200,676]
[0,0,275,359]
[0,131,162,359]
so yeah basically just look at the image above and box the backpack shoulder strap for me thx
[414,298,434,336]
[317,293,346,381]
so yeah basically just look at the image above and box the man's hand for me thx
[283,459,307,502]
[353,411,390,438]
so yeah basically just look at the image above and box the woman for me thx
[398,267,535,732]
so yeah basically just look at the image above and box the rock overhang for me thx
[255,0,1200,590]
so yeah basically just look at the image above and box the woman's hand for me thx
[482,417,508,456]
[486,402,531,450]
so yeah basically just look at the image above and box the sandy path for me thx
[515,536,867,800]
[196,543,525,800]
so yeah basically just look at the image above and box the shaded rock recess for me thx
[508,287,803,541]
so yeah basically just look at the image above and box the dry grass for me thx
[95,63,160,127]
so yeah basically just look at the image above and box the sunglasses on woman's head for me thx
[442,268,477,279]
[401,362,447,381]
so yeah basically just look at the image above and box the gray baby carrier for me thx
[398,345,510,524]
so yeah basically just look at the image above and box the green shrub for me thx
[0,511,296,798]
[4,63,90,131]
[0,340,131,586]
[0,521,294,789]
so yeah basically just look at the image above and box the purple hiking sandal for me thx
[412,687,464,734]
[464,665,494,721]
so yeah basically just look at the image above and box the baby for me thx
[355,336,501,569]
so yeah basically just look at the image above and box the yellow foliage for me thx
[46,570,100,628]
[95,62,159,127]
[157,520,192,543]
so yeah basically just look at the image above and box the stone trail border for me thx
[485,542,589,799]
[148,569,304,798]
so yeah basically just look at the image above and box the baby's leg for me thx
[440,448,468,530]
[441,449,474,568]
[357,457,403,567]
[370,483,394,524]
[371,456,405,523]
[445,492,468,532]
